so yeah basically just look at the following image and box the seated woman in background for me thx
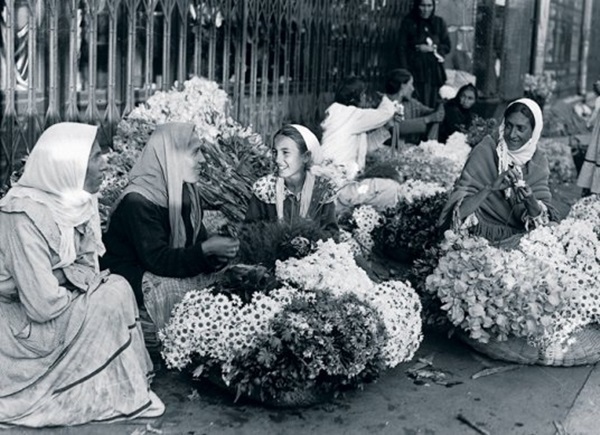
[320,77,396,179]
[101,123,239,330]
[245,124,338,238]
[439,98,558,244]
[438,83,478,144]
[385,68,445,147]
[0,123,163,426]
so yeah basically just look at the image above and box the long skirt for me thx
[577,117,600,193]
[0,275,164,427]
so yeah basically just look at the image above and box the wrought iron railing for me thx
[0,0,410,185]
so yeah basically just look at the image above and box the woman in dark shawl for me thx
[439,98,558,243]
[101,123,239,329]
[397,0,451,108]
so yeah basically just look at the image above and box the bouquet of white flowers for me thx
[161,239,423,406]
[426,197,600,365]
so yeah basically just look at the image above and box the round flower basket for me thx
[458,324,600,366]
[161,240,423,408]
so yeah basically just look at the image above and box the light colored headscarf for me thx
[275,124,322,221]
[112,122,202,248]
[496,98,543,174]
[0,122,102,268]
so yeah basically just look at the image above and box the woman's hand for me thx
[201,236,240,259]
[427,105,445,124]
[514,184,532,202]
[515,184,542,216]
[490,168,520,191]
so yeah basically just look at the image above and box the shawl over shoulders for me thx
[439,135,556,242]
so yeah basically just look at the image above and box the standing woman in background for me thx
[397,0,451,108]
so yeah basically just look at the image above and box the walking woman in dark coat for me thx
[397,0,451,108]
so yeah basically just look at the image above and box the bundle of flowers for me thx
[232,219,327,270]
[372,191,449,263]
[343,205,384,254]
[567,194,600,231]
[367,134,470,189]
[537,137,577,184]
[466,116,498,147]
[100,76,271,224]
[426,213,600,353]
[523,72,557,105]
[160,239,423,405]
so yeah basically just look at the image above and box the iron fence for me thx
[0,0,410,184]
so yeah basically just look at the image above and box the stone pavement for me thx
[6,330,599,435]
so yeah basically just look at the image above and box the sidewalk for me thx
[8,332,595,435]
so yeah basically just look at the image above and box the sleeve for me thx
[526,153,560,222]
[318,201,339,240]
[348,96,396,135]
[439,104,461,141]
[4,214,73,323]
[119,194,218,278]
[435,17,451,56]
[412,99,435,117]
[395,118,428,135]
[588,97,600,127]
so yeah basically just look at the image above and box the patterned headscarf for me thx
[0,122,102,268]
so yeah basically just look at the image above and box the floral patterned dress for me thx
[245,174,339,238]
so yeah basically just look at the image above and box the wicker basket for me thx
[459,324,600,366]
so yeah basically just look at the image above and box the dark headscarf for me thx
[410,0,436,22]
[450,83,478,108]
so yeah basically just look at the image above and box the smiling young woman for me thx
[244,124,339,238]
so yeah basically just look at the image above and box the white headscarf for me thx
[496,98,543,174]
[275,124,323,221]
[0,122,102,268]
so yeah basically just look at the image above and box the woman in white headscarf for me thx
[101,122,239,330]
[245,124,339,238]
[439,98,558,243]
[0,122,164,427]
